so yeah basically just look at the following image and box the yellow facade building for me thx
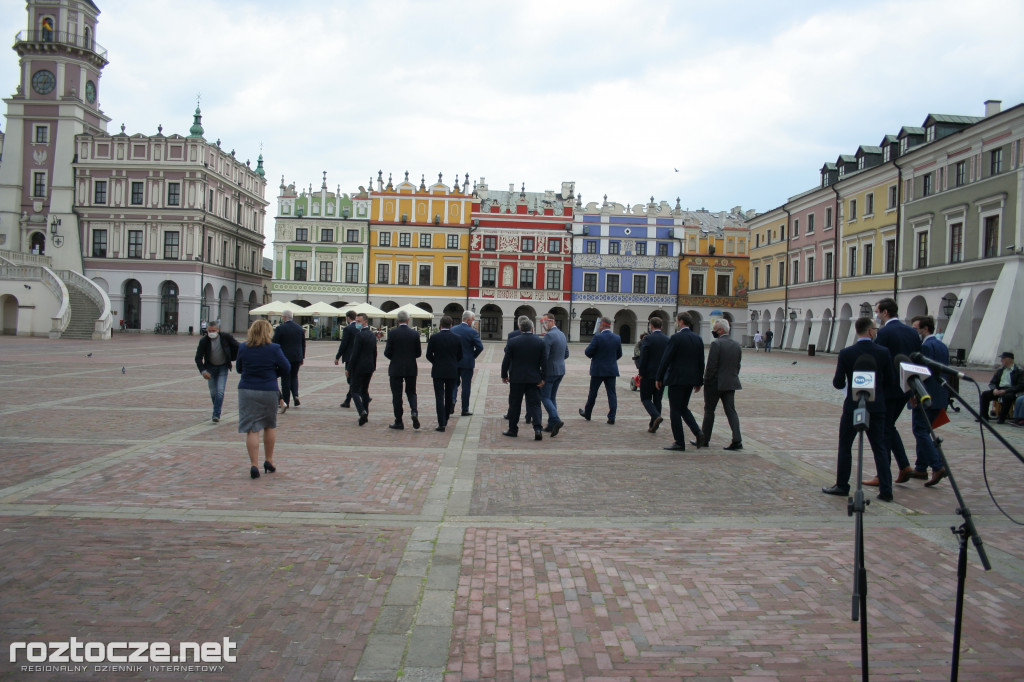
[367,173,474,318]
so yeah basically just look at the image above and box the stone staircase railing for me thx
[55,269,113,339]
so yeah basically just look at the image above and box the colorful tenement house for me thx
[468,179,575,340]
[747,100,1023,364]
[0,0,269,338]
[272,173,370,309]
[571,197,750,344]
[366,171,473,320]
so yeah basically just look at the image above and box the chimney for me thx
[985,99,1002,117]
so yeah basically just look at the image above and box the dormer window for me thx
[883,147,891,163]
[926,126,936,142]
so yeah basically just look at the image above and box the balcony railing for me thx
[15,30,108,60]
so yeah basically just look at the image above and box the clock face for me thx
[32,69,56,95]
[85,80,96,103]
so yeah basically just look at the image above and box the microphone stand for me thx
[912,384,994,682]
[849,392,871,681]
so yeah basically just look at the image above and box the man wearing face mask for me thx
[194,319,240,423]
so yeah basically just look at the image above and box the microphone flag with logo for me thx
[852,353,876,402]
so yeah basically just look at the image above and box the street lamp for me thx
[941,294,961,317]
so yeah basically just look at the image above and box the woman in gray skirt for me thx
[236,319,291,478]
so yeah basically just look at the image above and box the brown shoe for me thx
[862,477,880,487]
[909,470,928,480]
[924,468,948,487]
[895,466,914,483]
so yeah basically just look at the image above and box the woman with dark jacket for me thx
[236,319,291,479]
[194,320,239,423]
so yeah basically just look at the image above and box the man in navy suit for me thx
[908,315,950,486]
[580,317,622,424]
[823,316,896,502]
[383,310,422,430]
[638,316,669,433]
[272,309,306,411]
[656,312,705,451]
[501,318,548,440]
[347,313,378,426]
[450,311,484,416]
[334,310,358,407]
[870,297,922,485]
[426,315,463,432]
[539,315,569,437]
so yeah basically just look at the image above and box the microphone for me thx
[895,353,932,409]
[851,353,876,402]
[909,351,969,380]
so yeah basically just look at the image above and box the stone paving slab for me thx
[1,335,1022,681]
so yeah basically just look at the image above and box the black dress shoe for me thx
[663,443,685,451]
[502,430,518,438]
[358,413,368,426]
[340,401,351,408]
[606,418,615,425]
[549,420,564,437]
[388,421,404,430]
[724,442,743,451]
[877,492,894,502]
[435,426,445,432]
[650,416,663,432]
[689,439,705,449]
[503,413,509,420]
[534,430,543,441]
[411,413,420,429]
[821,485,849,496]
[579,409,590,421]
[542,425,553,433]
[293,398,300,407]
[461,411,473,416]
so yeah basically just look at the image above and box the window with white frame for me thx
[420,233,431,248]
[377,263,389,284]
[321,228,334,242]
[864,243,873,275]
[608,241,620,254]
[955,161,967,187]
[34,125,49,143]
[848,246,857,276]
[163,231,179,260]
[655,275,669,294]
[398,264,410,284]
[447,234,459,249]
[547,268,561,290]
[399,232,411,247]
[520,268,535,289]
[888,185,898,209]
[824,252,833,279]
[777,263,785,287]
[583,273,597,291]
[849,199,858,221]
[990,148,1004,176]
[916,230,928,268]
[379,231,391,246]
[482,267,496,287]
[983,215,999,258]
[791,259,799,284]
[866,193,874,216]
[690,272,705,295]
[446,266,459,287]
[806,255,815,283]
[167,182,180,206]
[765,263,772,287]
[345,262,359,283]
[825,207,833,229]
[949,223,963,263]
[807,214,815,233]
[716,273,731,296]
[293,259,307,281]
[418,264,431,285]
[633,274,646,293]
[320,261,334,282]
[33,171,47,197]
[885,239,896,273]
[793,219,799,238]
[753,266,759,289]
[94,180,107,204]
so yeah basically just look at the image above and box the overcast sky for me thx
[3,0,1023,247]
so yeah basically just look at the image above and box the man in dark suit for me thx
[346,313,377,426]
[824,316,895,502]
[334,310,358,407]
[656,311,705,451]
[383,310,422,430]
[579,317,622,424]
[872,297,922,483]
[906,315,950,486]
[638,316,669,433]
[501,318,548,440]
[980,351,1023,422]
[450,311,484,417]
[426,315,463,432]
[700,319,744,450]
[539,315,568,437]
[503,315,532,422]
[272,309,306,412]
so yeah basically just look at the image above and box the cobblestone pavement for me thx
[1,335,1023,681]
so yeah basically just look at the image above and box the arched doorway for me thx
[30,232,46,255]
[613,309,637,344]
[818,308,833,351]
[650,309,670,332]
[123,279,141,329]
[443,302,464,321]
[159,280,179,331]
[579,307,601,340]
[1,294,18,335]
[972,288,993,341]
[381,300,400,314]
[513,305,537,324]
[548,306,569,333]
[906,295,928,321]
[233,288,245,332]
[415,302,433,313]
[480,303,502,340]
[801,309,814,349]
[835,303,853,350]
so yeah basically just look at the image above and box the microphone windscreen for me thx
[853,353,876,373]
[910,351,926,364]
[893,353,910,372]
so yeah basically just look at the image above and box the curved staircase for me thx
[60,284,102,339]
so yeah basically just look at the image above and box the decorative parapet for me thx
[572,254,677,271]
[574,292,677,306]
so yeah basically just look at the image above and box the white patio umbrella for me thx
[340,302,388,318]
[250,300,293,315]
[301,301,345,317]
[391,303,434,319]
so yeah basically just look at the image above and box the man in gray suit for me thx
[700,318,743,450]
[539,314,569,437]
